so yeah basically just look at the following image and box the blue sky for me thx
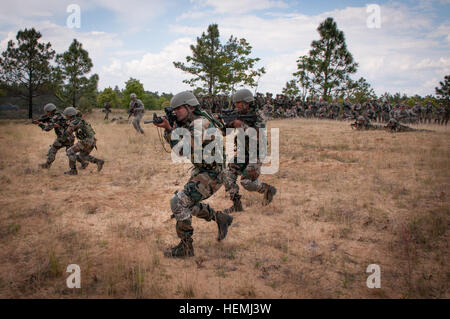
[0,0,449,96]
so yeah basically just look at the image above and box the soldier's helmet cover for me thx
[43,103,57,113]
[130,93,137,99]
[232,89,254,103]
[63,106,78,118]
[169,91,199,111]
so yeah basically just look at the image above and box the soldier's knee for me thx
[170,191,193,213]
[66,147,75,157]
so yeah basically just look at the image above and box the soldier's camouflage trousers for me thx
[66,138,101,170]
[223,161,268,200]
[170,168,223,241]
[132,113,144,134]
[45,136,75,167]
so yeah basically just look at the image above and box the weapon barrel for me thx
[143,120,155,124]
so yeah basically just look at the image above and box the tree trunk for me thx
[28,72,33,119]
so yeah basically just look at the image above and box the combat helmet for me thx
[169,91,199,111]
[63,106,78,119]
[43,103,57,113]
[232,89,254,103]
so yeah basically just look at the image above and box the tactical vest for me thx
[74,118,95,140]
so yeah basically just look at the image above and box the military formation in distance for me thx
[33,89,446,258]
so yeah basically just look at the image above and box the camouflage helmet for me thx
[43,103,57,113]
[232,89,254,103]
[169,91,199,110]
[388,118,398,125]
[63,106,78,118]
[130,93,137,99]
[357,116,365,122]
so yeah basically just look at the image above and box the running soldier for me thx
[129,93,145,134]
[63,107,104,175]
[33,103,84,170]
[153,91,233,258]
[222,89,277,214]
[103,101,111,120]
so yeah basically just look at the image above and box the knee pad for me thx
[170,191,193,214]
[241,178,262,192]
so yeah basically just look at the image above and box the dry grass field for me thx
[0,109,448,299]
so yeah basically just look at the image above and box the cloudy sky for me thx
[1,0,449,96]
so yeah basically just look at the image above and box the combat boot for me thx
[64,169,78,175]
[39,162,50,169]
[96,159,104,172]
[214,211,233,241]
[164,239,194,258]
[262,184,277,206]
[224,194,243,214]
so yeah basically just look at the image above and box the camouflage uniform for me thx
[38,111,79,169]
[64,112,104,175]
[385,118,425,132]
[222,89,277,213]
[163,92,233,258]
[351,116,384,130]
[425,103,433,124]
[129,97,145,134]
[103,102,111,120]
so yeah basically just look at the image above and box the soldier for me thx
[63,107,104,175]
[385,118,431,132]
[374,100,382,122]
[434,105,444,124]
[153,91,233,258]
[382,101,391,122]
[425,102,433,124]
[33,103,84,170]
[222,89,277,214]
[351,116,384,130]
[353,101,362,117]
[412,102,422,123]
[442,104,450,126]
[129,93,145,134]
[103,101,111,120]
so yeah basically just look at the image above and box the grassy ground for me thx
[0,109,448,298]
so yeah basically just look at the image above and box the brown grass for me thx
[0,111,448,298]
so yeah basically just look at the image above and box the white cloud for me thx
[169,3,449,96]
[99,38,194,93]
[192,0,288,14]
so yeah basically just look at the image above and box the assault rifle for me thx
[143,107,177,127]
[127,102,139,119]
[32,114,52,125]
[218,108,258,126]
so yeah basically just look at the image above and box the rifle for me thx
[128,102,139,119]
[32,114,51,125]
[218,108,258,126]
[143,107,177,127]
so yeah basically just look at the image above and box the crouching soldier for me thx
[153,91,233,258]
[34,103,83,169]
[222,89,277,214]
[62,107,104,175]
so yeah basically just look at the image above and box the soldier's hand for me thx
[54,124,60,128]
[230,120,244,128]
[154,117,172,130]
